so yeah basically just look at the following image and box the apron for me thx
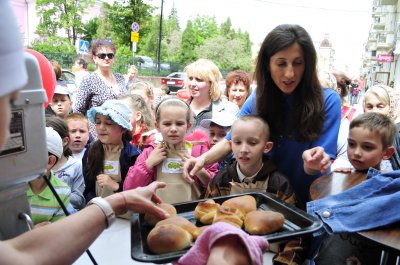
[156,142,201,204]
[229,179,269,195]
[96,144,122,198]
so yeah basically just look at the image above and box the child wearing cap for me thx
[27,127,72,227]
[49,83,73,119]
[199,111,237,171]
[83,99,140,203]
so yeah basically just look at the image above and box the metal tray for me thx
[131,192,323,264]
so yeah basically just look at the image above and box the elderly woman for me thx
[224,70,251,109]
[185,59,239,129]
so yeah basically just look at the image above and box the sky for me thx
[155,0,374,77]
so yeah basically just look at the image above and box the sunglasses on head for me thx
[97,53,115,60]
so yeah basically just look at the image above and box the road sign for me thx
[78,39,89,53]
[132,42,137,53]
[131,32,139,42]
[131,22,139,32]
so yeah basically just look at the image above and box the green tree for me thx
[81,17,99,44]
[191,15,219,46]
[35,0,94,45]
[220,18,235,40]
[29,36,76,53]
[196,35,252,71]
[178,21,198,64]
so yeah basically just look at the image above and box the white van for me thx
[136,56,154,69]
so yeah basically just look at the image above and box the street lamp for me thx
[157,0,164,73]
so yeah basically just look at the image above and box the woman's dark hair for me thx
[90,39,116,56]
[50,60,62,80]
[85,131,131,182]
[255,24,325,141]
[75,58,88,69]
[46,116,73,157]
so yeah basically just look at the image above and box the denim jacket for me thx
[307,168,400,235]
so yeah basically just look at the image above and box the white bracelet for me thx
[88,197,116,228]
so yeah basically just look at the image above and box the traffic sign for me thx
[132,42,137,52]
[131,22,139,32]
[131,32,139,43]
[78,39,89,53]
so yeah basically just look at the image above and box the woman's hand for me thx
[96,174,119,191]
[146,144,167,169]
[302,146,331,175]
[112,182,170,218]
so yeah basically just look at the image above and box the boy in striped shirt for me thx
[27,127,71,227]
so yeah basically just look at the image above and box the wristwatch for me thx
[88,197,116,228]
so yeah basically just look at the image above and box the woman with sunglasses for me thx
[74,39,127,138]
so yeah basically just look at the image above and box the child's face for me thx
[156,106,190,146]
[68,119,90,153]
[364,94,390,117]
[231,120,272,173]
[347,126,388,171]
[95,114,125,145]
[50,94,72,119]
[208,124,228,148]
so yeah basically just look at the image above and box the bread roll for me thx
[147,224,192,254]
[212,205,244,228]
[244,210,285,235]
[192,225,210,240]
[144,203,177,226]
[221,195,257,216]
[194,199,220,224]
[156,216,198,238]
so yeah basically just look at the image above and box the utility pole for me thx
[157,0,163,73]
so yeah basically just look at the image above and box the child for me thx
[27,127,71,226]
[49,84,73,119]
[46,116,86,210]
[123,98,217,204]
[313,112,396,265]
[363,84,400,170]
[66,112,91,161]
[206,115,301,264]
[83,100,140,202]
[199,111,237,170]
[118,94,156,149]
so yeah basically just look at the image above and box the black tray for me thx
[131,192,323,264]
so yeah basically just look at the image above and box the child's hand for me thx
[302,146,331,175]
[146,144,167,169]
[96,174,119,191]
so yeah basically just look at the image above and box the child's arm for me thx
[123,145,166,190]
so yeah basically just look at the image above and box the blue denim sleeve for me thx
[226,90,257,140]
[307,171,400,234]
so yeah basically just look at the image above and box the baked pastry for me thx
[194,199,220,225]
[147,224,192,254]
[192,225,210,240]
[221,195,257,216]
[144,203,177,226]
[244,210,285,235]
[156,216,198,238]
[212,205,244,228]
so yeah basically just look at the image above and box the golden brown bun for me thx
[192,225,210,240]
[244,210,285,235]
[221,195,257,216]
[147,224,192,254]
[144,203,177,226]
[212,205,244,228]
[156,216,198,238]
[194,199,220,224]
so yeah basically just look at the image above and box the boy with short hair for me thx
[49,84,73,119]
[66,113,90,161]
[313,112,396,265]
[206,115,303,265]
[27,127,71,227]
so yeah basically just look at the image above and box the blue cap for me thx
[87,100,133,131]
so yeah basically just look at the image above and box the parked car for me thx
[136,56,154,69]
[160,72,186,93]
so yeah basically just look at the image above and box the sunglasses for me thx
[97,53,115,60]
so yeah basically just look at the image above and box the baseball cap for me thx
[87,100,133,131]
[54,82,71,98]
[46,127,63,159]
[200,111,237,128]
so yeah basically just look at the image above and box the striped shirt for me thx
[27,172,71,224]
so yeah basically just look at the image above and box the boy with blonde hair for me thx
[66,113,90,161]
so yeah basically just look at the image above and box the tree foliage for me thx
[35,0,94,45]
